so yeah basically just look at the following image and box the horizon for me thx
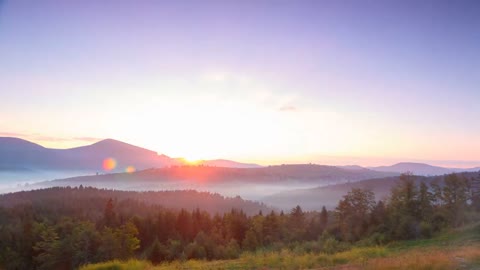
[2,1,480,166]
[3,2,480,269]
[2,135,479,169]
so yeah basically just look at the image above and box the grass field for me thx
[80,224,480,270]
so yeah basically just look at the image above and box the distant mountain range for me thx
[29,164,397,199]
[2,136,480,201]
[2,137,479,176]
[36,163,396,186]
[0,137,260,173]
[175,158,262,168]
[263,171,480,211]
[369,162,480,176]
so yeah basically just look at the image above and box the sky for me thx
[1,0,480,167]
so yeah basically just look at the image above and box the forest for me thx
[0,173,479,270]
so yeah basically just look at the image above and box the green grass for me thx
[79,248,388,270]
[389,223,480,251]
[80,260,152,270]
[80,224,480,270]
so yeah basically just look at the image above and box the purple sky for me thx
[1,0,479,166]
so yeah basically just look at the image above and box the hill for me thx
[263,171,480,210]
[0,137,263,189]
[30,164,398,199]
[370,162,480,176]
[80,223,480,270]
[0,186,270,215]
[38,164,397,185]
[196,159,262,168]
[0,137,174,172]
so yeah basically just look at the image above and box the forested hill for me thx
[264,170,480,210]
[0,186,271,215]
[35,164,397,188]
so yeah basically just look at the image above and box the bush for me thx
[184,243,207,260]
[356,232,387,246]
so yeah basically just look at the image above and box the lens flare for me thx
[103,158,117,171]
[125,166,136,173]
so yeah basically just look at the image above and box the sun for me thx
[182,157,201,165]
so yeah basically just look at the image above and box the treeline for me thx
[0,173,479,270]
[0,186,270,215]
[334,173,480,242]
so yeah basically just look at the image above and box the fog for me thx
[0,170,93,193]
[0,168,379,211]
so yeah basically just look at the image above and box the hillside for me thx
[0,186,270,215]
[28,164,399,200]
[80,223,480,270]
[196,159,262,168]
[0,137,263,174]
[370,162,480,176]
[263,171,480,210]
[0,137,174,172]
[37,164,397,185]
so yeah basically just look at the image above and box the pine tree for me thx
[320,206,328,232]
[147,238,167,265]
[103,198,116,228]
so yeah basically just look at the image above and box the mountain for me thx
[370,162,480,176]
[174,158,262,168]
[197,159,262,168]
[0,137,261,175]
[0,137,46,171]
[263,171,480,211]
[339,165,370,171]
[0,137,175,173]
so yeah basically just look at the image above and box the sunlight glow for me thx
[125,166,136,173]
[182,158,201,165]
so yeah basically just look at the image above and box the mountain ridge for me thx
[369,162,480,176]
[0,137,261,173]
[263,170,480,210]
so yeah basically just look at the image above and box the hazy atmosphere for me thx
[1,1,480,270]
[2,0,480,166]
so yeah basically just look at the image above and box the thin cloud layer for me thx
[0,132,103,145]
[279,106,298,112]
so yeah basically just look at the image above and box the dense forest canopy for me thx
[1,173,479,270]
[0,186,271,215]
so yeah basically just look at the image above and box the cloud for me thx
[0,132,27,137]
[0,132,70,142]
[29,135,72,142]
[279,105,298,112]
[73,137,103,142]
[0,132,102,143]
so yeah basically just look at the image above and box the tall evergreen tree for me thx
[320,206,328,231]
[103,198,116,228]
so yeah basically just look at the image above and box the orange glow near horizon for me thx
[125,166,136,173]
[183,158,201,165]
[103,158,117,171]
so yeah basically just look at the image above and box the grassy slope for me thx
[80,224,480,270]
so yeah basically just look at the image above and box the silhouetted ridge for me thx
[0,137,45,150]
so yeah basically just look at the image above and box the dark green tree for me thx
[335,188,375,241]
[147,238,167,264]
[103,198,117,228]
[320,206,328,232]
